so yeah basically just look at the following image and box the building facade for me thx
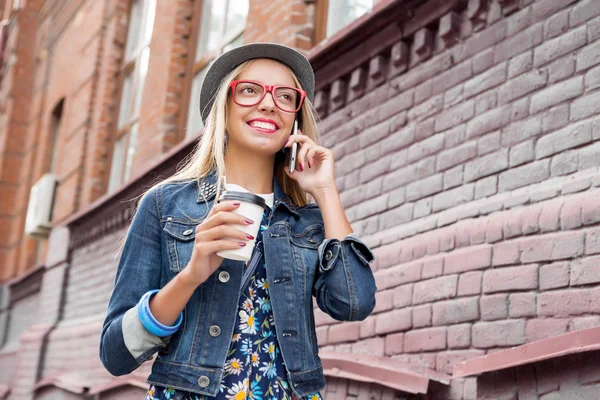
[0,0,600,399]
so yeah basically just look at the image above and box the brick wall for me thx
[475,351,600,399]
[311,0,600,398]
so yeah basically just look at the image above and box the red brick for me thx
[316,326,329,345]
[422,255,444,279]
[522,204,542,235]
[581,191,600,226]
[373,290,394,314]
[499,160,550,192]
[444,245,492,275]
[544,9,570,39]
[542,104,569,133]
[436,350,485,374]
[570,256,600,286]
[509,292,537,318]
[480,294,509,321]
[352,337,385,356]
[404,327,447,353]
[587,229,600,255]
[392,283,413,308]
[374,261,422,290]
[472,319,526,348]
[530,75,584,114]
[508,51,533,78]
[412,304,432,328]
[539,121,592,160]
[540,262,570,290]
[328,321,360,344]
[568,316,600,331]
[534,26,587,67]
[539,198,564,232]
[384,332,404,355]
[458,271,483,297]
[434,100,475,133]
[360,317,376,339]
[455,221,471,249]
[520,231,585,263]
[432,297,480,326]
[492,241,520,267]
[413,275,458,305]
[538,289,593,316]
[375,308,412,335]
[483,264,539,293]
[464,63,507,100]
[448,323,472,349]
[570,0,600,26]
[499,69,548,104]
[526,318,569,341]
[504,208,524,239]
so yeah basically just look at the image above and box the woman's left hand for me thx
[283,131,337,197]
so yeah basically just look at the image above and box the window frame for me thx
[108,0,154,192]
[179,0,246,140]
[314,0,375,43]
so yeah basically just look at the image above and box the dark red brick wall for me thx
[1,0,600,399]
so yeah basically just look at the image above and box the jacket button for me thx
[209,325,221,337]
[198,376,210,388]
[218,271,230,283]
[325,249,333,261]
[183,229,193,236]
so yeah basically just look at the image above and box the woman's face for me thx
[226,59,299,156]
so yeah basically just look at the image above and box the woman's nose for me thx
[258,90,277,112]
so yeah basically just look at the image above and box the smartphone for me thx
[289,119,298,173]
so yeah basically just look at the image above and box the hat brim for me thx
[199,42,315,124]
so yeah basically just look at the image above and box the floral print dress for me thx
[146,206,323,400]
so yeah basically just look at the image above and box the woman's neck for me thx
[224,146,275,194]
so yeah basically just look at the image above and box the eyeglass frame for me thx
[229,80,307,113]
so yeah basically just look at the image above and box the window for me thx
[184,0,248,139]
[49,99,64,174]
[316,0,374,41]
[108,0,156,192]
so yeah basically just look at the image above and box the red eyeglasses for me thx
[229,80,306,113]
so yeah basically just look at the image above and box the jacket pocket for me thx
[163,220,197,273]
[290,224,324,249]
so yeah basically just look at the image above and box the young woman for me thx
[100,42,377,400]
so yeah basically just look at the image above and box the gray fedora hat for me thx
[199,42,315,123]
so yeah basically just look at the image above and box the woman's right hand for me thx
[180,201,253,287]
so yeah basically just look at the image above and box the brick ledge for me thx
[320,351,450,394]
[453,326,600,378]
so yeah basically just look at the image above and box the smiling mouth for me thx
[248,121,278,133]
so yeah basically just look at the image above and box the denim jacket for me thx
[99,173,377,397]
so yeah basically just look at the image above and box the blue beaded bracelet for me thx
[138,289,183,337]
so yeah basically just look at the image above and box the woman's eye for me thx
[242,87,255,94]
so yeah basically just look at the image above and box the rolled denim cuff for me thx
[138,289,183,337]
[318,238,341,272]
[317,233,375,272]
[346,233,375,265]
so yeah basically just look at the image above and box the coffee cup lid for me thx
[219,191,267,209]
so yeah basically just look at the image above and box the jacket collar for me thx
[196,170,300,218]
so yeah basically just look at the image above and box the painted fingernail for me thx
[233,202,241,206]
[285,140,290,147]
[245,218,254,224]
[308,160,312,168]
[246,234,255,240]
[299,163,304,172]
[239,242,247,247]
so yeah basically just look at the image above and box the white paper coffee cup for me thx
[216,190,267,262]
